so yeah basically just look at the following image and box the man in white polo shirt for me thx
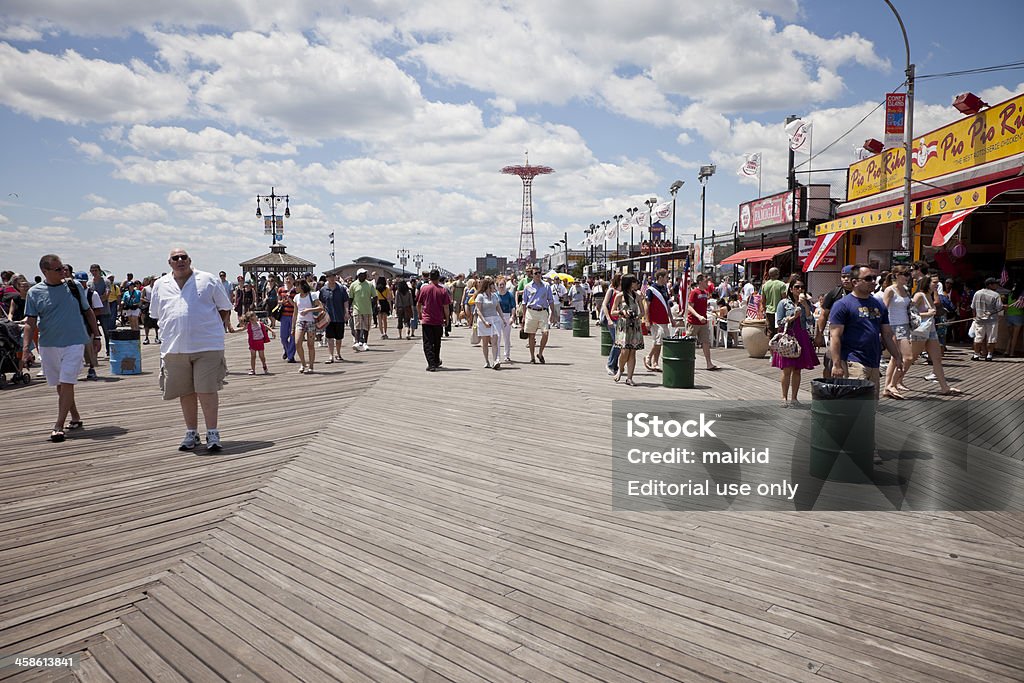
[150,248,233,452]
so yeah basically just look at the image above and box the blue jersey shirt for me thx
[25,280,91,348]
[828,293,889,368]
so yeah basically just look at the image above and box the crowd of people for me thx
[3,252,1021,448]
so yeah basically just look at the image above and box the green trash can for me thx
[809,378,876,481]
[572,311,590,338]
[661,336,695,389]
[600,326,612,356]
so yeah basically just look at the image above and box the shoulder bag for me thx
[769,321,801,359]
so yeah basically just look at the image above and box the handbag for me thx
[519,329,529,340]
[911,315,934,341]
[769,321,801,358]
[315,311,330,330]
[908,303,923,329]
[470,325,480,345]
[270,303,283,321]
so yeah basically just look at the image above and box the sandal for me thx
[613,371,622,383]
[643,357,653,371]
[66,420,84,430]
[625,378,635,386]
[882,389,905,400]
[50,430,65,443]
[940,387,963,396]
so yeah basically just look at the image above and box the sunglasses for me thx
[792,285,804,289]
[170,254,190,262]
[854,275,877,282]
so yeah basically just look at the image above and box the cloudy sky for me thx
[1,0,1022,279]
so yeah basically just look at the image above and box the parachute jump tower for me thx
[501,155,554,268]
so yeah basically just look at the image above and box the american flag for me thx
[1000,264,1010,286]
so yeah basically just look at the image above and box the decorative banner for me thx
[605,222,618,239]
[738,189,802,232]
[931,207,978,247]
[263,216,284,235]
[786,119,811,152]
[741,153,761,176]
[884,92,907,150]
[848,90,1024,201]
[801,234,840,271]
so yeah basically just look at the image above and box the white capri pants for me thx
[496,315,513,360]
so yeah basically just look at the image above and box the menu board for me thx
[1008,219,1024,261]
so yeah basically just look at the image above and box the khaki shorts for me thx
[355,314,372,331]
[685,322,711,347]
[975,320,998,344]
[524,308,550,335]
[650,323,672,346]
[847,362,881,400]
[160,350,227,400]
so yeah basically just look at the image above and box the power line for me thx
[917,59,1024,80]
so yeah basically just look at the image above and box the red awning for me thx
[719,245,791,265]
[931,207,978,247]
[804,232,844,272]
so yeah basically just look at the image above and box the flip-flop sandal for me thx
[50,430,65,443]
[706,366,720,371]
[940,388,963,395]
[66,420,84,430]
[883,389,905,400]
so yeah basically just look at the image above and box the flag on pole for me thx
[1000,264,1010,286]
[740,153,761,176]
[605,222,618,239]
[786,119,811,152]
[650,201,672,222]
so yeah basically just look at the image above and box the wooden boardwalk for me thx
[1,325,1023,681]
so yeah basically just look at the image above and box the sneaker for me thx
[87,367,98,381]
[360,342,369,351]
[971,354,981,361]
[986,355,994,361]
[205,429,222,452]
[178,430,199,452]
[493,362,501,370]
[924,372,937,381]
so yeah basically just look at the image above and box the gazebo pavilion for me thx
[238,244,316,282]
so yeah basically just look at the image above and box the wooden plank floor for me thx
[2,325,1023,681]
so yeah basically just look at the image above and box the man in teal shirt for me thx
[760,267,788,337]
[348,268,375,351]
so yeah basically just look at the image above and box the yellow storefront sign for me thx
[815,204,915,236]
[848,91,1024,201]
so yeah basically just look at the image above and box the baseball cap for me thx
[841,265,854,275]
[356,268,368,275]
[74,271,89,281]
[985,277,999,286]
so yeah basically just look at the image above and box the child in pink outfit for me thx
[244,312,274,374]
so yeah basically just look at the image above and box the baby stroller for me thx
[0,321,31,387]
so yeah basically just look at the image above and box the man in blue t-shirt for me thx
[23,254,104,442]
[828,265,903,400]
[318,273,350,363]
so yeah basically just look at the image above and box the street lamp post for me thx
[785,114,801,274]
[600,220,610,269]
[613,214,623,267]
[413,253,423,274]
[669,180,684,280]
[698,165,716,274]
[329,231,336,270]
[626,207,638,262]
[644,197,658,275]
[884,0,915,250]
[255,187,290,245]
[396,248,410,276]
